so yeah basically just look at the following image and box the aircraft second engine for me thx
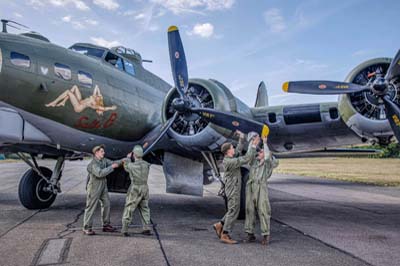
[338,58,400,144]
[162,78,253,151]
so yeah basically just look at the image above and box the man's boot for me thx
[142,229,153,236]
[121,222,129,236]
[213,222,223,239]
[261,235,270,246]
[244,233,256,243]
[103,224,117,232]
[220,233,238,244]
[83,229,95,235]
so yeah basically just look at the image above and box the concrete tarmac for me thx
[0,160,399,266]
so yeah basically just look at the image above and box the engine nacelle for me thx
[338,57,399,142]
[161,78,252,151]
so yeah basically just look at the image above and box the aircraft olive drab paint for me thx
[0,47,2,73]
[0,20,399,212]
[45,85,117,116]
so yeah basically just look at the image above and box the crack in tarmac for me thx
[150,218,172,266]
[269,187,381,266]
[0,209,42,239]
[56,209,85,238]
[272,217,375,266]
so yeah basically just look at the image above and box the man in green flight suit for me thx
[245,136,279,245]
[121,145,152,237]
[83,145,122,235]
[213,131,259,244]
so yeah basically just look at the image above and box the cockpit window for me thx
[70,45,105,58]
[124,61,135,76]
[78,71,93,87]
[10,52,30,68]
[105,52,124,71]
[54,63,72,80]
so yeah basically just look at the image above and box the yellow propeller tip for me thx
[261,125,270,138]
[168,26,179,32]
[282,82,289,92]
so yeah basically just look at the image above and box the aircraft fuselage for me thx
[0,32,171,143]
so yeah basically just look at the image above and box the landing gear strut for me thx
[17,153,65,209]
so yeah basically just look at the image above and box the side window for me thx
[105,52,124,71]
[10,52,30,68]
[124,61,135,76]
[78,71,93,87]
[115,57,124,70]
[54,63,71,80]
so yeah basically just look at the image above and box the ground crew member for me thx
[245,136,279,245]
[121,145,152,237]
[83,145,121,235]
[213,132,259,244]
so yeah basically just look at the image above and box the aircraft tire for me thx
[18,167,57,209]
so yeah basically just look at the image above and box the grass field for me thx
[276,157,400,186]
[0,159,20,164]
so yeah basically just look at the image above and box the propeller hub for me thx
[171,98,190,113]
[371,77,388,95]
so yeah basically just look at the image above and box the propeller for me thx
[167,26,188,99]
[385,50,400,81]
[282,50,400,142]
[139,26,270,156]
[142,112,178,157]
[382,96,400,139]
[282,80,368,95]
[167,26,269,137]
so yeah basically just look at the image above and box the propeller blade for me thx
[282,80,367,95]
[385,49,400,81]
[382,96,400,142]
[168,26,188,98]
[142,112,178,156]
[191,108,270,138]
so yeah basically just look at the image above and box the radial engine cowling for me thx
[162,78,253,151]
[338,58,400,142]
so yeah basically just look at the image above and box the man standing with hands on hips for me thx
[83,145,121,235]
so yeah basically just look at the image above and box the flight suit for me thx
[245,144,279,236]
[121,158,151,233]
[221,138,256,233]
[83,157,121,230]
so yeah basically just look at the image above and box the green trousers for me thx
[83,180,111,230]
[244,183,271,236]
[121,184,151,233]
[221,189,240,233]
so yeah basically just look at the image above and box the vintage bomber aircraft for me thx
[0,20,399,216]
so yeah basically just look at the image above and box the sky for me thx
[1,0,399,107]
